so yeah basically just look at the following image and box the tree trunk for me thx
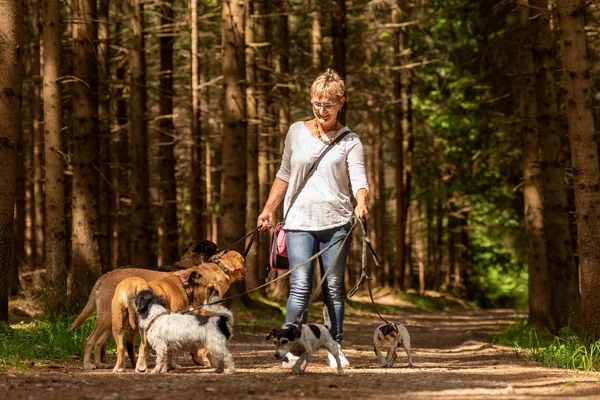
[42,0,67,314]
[0,0,23,321]
[533,0,580,332]
[221,0,247,302]
[271,1,292,299]
[32,0,45,271]
[220,0,246,251]
[365,104,380,287]
[311,1,322,72]
[158,0,178,266]
[14,0,33,291]
[392,5,405,289]
[413,201,425,295]
[190,0,206,241]
[245,0,259,289]
[71,0,102,307]
[111,4,130,268]
[375,108,387,287]
[98,0,111,273]
[331,0,346,125]
[519,1,553,332]
[129,0,151,266]
[556,0,600,337]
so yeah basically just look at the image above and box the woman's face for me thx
[311,93,345,126]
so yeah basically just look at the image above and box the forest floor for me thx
[2,290,600,399]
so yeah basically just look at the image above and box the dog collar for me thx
[178,274,194,304]
[213,258,230,277]
[144,310,171,332]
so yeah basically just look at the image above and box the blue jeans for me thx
[285,222,352,344]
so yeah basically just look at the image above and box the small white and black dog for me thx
[266,313,344,375]
[134,290,235,374]
[373,322,413,368]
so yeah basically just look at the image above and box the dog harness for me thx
[177,274,194,304]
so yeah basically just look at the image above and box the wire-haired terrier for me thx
[135,290,235,374]
[373,322,413,368]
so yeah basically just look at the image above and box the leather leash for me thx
[347,218,389,324]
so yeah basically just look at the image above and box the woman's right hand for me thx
[257,209,274,231]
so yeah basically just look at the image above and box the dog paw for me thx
[83,363,97,370]
[112,366,125,373]
[169,362,182,370]
[135,365,147,373]
[96,362,112,369]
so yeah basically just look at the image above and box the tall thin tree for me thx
[42,0,67,314]
[519,1,553,331]
[245,0,260,289]
[98,0,112,273]
[129,0,151,266]
[158,0,178,266]
[32,0,45,270]
[331,0,347,124]
[71,0,102,306]
[220,0,247,278]
[0,0,23,320]
[190,0,206,241]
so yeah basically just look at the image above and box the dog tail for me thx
[203,304,234,339]
[69,275,104,331]
[323,305,331,329]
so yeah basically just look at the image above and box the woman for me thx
[257,69,369,368]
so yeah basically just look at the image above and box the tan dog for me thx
[111,264,230,373]
[70,246,245,370]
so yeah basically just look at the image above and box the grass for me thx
[493,317,600,372]
[0,315,102,371]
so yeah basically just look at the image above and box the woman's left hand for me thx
[354,202,368,221]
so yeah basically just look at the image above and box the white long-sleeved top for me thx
[276,121,369,231]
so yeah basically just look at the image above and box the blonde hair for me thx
[310,68,345,102]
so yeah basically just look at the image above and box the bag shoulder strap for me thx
[283,127,351,223]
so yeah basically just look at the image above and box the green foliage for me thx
[467,202,528,309]
[494,319,600,372]
[0,315,108,371]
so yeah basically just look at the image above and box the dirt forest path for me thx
[1,308,599,399]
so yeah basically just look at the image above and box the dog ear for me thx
[382,324,396,336]
[292,325,303,339]
[266,329,277,340]
[134,290,153,314]
[183,240,194,253]
[189,271,204,286]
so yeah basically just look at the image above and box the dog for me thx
[110,268,230,373]
[135,290,235,374]
[373,322,413,368]
[266,318,344,375]
[69,245,245,370]
[120,240,220,272]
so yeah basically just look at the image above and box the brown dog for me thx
[111,264,232,372]
[69,244,245,370]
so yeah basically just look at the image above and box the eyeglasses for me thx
[311,101,338,111]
